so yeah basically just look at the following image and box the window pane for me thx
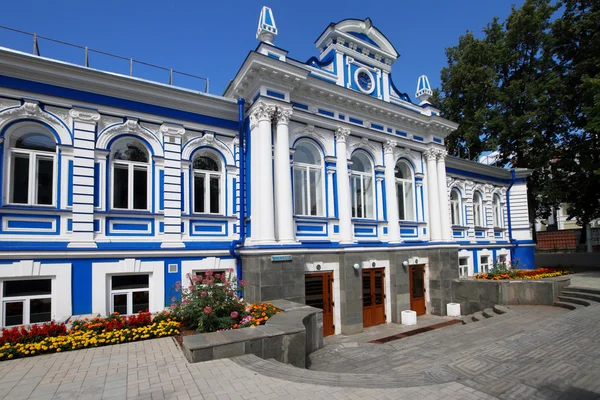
[12,154,29,204]
[194,175,205,213]
[309,169,321,216]
[15,133,56,152]
[193,156,219,171]
[132,291,149,313]
[4,301,23,326]
[364,176,373,218]
[294,168,305,215]
[113,165,129,208]
[4,279,51,297]
[112,275,149,290]
[294,143,318,165]
[113,294,128,315]
[30,298,51,323]
[37,157,54,205]
[113,142,148,162]
[397,183,405,220]
[405,182,415,220]
[209,176,220,214]
[133,168,148,210]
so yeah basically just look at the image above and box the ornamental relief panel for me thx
[289,121,334,156]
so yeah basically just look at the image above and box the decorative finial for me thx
[256,6,278,44]
[415,75,433,104]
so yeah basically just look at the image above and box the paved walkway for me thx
[568,271,600,289]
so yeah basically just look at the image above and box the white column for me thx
[250,102,276,243]
[424,149,441,241]
[274,106,295,244]
[335,127,353,244]
[436,150,452,241]
[160,124,186,248]
[68,108,100,249]
[384,140,401,243]
[326,166,335,218]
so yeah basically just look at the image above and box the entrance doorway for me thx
[362,268,386,328]
[409,265,426,315]
[304,272,335,336]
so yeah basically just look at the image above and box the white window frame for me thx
[451,189,462,226]
[192,154,223,215]
[293,143,324,216]
[1,278,52,327]
[480,255,490,273]
[110,142,151,211]
[5,129,57,207]
[109,274,150,315]
[350,153,375,219]
[395,161,415,221]
[493,195,503,228]
[473,192,484,227]
[458,257,469,278]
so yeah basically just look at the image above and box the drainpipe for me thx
[506,169,517,262]
[229,98,246,285]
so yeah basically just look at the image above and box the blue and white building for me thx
[0,7,534,334]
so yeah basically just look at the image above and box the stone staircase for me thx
[460,304,511,324]
[554,286,600,310]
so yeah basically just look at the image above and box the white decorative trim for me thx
[97,118,163,157]
[159,123,185,138]
[182,134,235,165]
[69,108,100,122]
[0,100,72,145]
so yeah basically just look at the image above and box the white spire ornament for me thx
[415,75,433,104]
[256,6,278,44]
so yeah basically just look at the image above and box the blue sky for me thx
[0,0,524,99]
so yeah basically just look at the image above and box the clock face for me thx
[357,70,373,92]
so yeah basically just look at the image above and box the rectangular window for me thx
[480,255,490,273]
[133,167,148,210]
[12,154,30,204]
[36,157,54,205]
[458,258,469,277]
[309,170,319,216]
[2,279,52,327]
[294,168,306,215]
[110,274,149,315]
[113,165,129,209]
[397,183,405,220]
[194,175,205,213]
[209,176,220,214]
[364,176,373,219]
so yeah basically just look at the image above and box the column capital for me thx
[70,108,100,123]
[159,123,185,137]
[436,149,448,161]
[275,107,293,125]
[250,101,277,122]
[335,127,351,143]
[423,148,438,161]
[384,140,397,154]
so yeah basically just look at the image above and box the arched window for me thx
[450,189,462,226]
[473,191,484,227]
[111,139,150,210]
[395,161,415,221]
[293,142,323,216]
[6,126,57,206]
[350,152,374,219]
[193,152,222,214]
[493,194,503,228]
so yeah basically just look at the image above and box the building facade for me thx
[0,7,534,334]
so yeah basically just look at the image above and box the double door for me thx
[362,268,386,328]
[304,272,335,336]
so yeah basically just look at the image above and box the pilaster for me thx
[160,123,186,248]
[335,127,353,244]
[384,140,401,243]
[436,149,452,241]
[424,149,441,242]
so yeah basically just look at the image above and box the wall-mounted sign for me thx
[271,255,292,262]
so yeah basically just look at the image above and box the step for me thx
[461,316,474,325]
[564,286,600,296]
[493,305,510,314]
[561,290,600,303]
[557,295,591,307]
[553,300,581,310]
[482,308,495,318]
[472,311,485,322]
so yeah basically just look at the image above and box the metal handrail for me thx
[0,25,209,92]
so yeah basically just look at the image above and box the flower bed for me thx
[171,270,281,333]
[474,267,570,280]
[0,311,179,361]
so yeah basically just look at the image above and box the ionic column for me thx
[436,150,452,241]
[68,108,100,249]
[424,149,441,241]
[160,124,186,248]
[274,106,295,244]
[250,102,277,243]
[335,128,353,244]
[384,140,401,243]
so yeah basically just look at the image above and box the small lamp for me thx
[353,263,360,271]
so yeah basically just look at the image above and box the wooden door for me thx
[305,272,335,336]
[409,265,426,315]
[362,268,386,328]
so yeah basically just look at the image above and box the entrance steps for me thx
[554,286,600,310]
[461,304,511,324]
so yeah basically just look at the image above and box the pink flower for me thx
[183,298,190,304]
[214,273,221,279]
[170,297,177,302]
[239,280,247,287]
[230,311,239,319]
[203,306,212,315]
[200,291,207,297]
[175,281,181,292]
[206,270,214,276]
[188,285,194,291]
[170,303,177,310]
[228,268,234,273]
